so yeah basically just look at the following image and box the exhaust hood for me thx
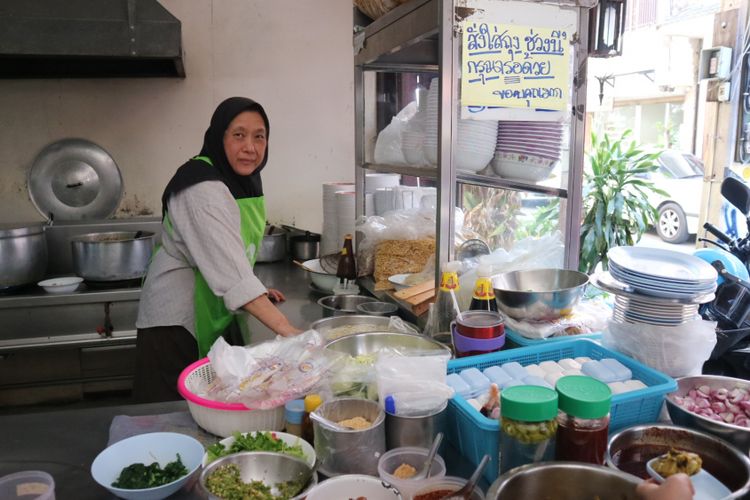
[0,0,184,78]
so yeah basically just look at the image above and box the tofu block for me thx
[524,364,546,378]
[558,358,582,371]
[501,362,528,380]
[608,381,628,394]
[562,369,583,377]
[581,360,618,383]
[539,360,563,374]
[502,379,525,389]
[544,371,565,387]
[522,375,553,389]
[483,365,512,387]
[622,379,648,392]
[575,356,592,365]
[459,367,491,397]
[466,398,483,411]
[447,373,472,398]
[599,358,633,382]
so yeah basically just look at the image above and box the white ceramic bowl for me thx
[388,273,414,290]
[37,276,83,293]
[303,259,338,292]
[90,432,204,500]
[305,474,403,500]
[200,431,316,468]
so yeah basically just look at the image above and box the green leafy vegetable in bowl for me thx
[112,453,187,489]
[206,431,305,464]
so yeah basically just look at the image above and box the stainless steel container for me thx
[493,268,589,321]
[317,295,378,317]
[290,233,320,261]
[606,424,750,498]
[309,315,420,340]
[71,231,155,281]
[385,400,447,450]
[486,462,641,500]
[325,332,452,358]
[0,224,47,288]
[312,398,386,476]
[257,231,287,263]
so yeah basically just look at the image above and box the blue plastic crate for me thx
[445,338,677,484]
[504,327,601,348]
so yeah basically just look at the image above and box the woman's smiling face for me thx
[223,111,267,176]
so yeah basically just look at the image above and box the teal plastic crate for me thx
[504,327,601,348]
[445,338,676,484]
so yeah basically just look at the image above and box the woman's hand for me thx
[636,474,695,500]
[267,288,286,303]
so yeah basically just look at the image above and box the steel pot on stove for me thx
[0,223,48,289]
[71,231,155,281]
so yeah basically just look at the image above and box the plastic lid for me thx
[304,394,323,413]
[442,260,462,273]
[556,375,612,419]
[476,263,492,278]
[285,399,305,424]
[501,385,558,422]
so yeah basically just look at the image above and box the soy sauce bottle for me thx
[336,234,356,285]
[469,264,498,312]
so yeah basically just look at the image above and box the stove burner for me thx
[84,278,142,290]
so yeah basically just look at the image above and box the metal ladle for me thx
[412,432,444,479]
[440,454,489,500]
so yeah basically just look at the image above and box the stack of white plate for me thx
[423,78,497,172]
[608,246,717,300]
[321,182,353,255]
[612,295,701,326]
[491,121,563,182]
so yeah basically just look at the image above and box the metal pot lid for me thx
[28,138,123,220]
[0,223,45,238]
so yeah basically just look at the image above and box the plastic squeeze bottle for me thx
[426,260,462,345]
[469,263,498,312]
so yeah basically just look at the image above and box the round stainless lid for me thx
[0,223,45,238]
[28,138,123,220]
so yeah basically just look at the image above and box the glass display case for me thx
[354,0,591,286]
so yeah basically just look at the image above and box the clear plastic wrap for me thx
[504,298,611,339]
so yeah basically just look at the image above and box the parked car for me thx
[641,150,704,244]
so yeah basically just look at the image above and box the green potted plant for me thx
[579,130,666,274]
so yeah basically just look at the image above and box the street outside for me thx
[636,229,696,254]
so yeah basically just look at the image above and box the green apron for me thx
[174,156,266,357]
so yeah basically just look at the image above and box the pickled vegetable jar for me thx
[499,385,558,474]
[554,375,611,464]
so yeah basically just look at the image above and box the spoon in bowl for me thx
[439,454,489,500]
[411,432,444,480]
[646,455,729,500]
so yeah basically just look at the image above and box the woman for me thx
[134,97,303,403]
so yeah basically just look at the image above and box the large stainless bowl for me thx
[325,331,451,357]
[310,315,419,340]
[606,424,750,498]
[665,374,750,454]
[486,462,641,500]
[318,295,378,317]
[199,451,315,500]
[492,268,589,321]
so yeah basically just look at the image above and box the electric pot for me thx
[0,223,48,288]
[71,231,155,281]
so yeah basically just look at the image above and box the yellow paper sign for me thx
[461,22,570,110]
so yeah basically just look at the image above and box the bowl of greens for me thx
[202,430,315,469]
[90,432,204,500]
[199,451,316,500]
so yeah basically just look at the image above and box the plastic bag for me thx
[375,355,454,416]
[374,101,417,165]
[203,331,346,409]
[504,298,612,339]
[602,318,717,377]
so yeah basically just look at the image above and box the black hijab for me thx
[161,97,270,216]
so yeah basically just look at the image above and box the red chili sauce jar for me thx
[554,375,612,465]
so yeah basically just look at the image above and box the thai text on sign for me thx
[461,22,570,110]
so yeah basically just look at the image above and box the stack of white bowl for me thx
[335,190,356,249]
[423,78,497,172]
[491,121,563,182]
[321,182,353,255]
[402,108,428,165]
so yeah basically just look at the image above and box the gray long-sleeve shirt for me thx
[136,180,267,336]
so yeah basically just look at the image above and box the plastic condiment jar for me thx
[284,399,305,437]
[554,375,612,464]
[499,385,558,474]
[301,394,323,445]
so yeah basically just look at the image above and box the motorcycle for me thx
[697,177,750,378]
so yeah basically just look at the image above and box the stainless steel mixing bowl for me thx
[317,295,378,317]
[324,331,451,357]
[665,374,750,454]
[492,268,589,321]
[199,451,315,500]
[310,315,419,340]
[486,462,641,500]
[606,423,750,498]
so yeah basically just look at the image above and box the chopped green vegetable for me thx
[204,464,304,500]
[112,453,188,489]
[206,431,306,464]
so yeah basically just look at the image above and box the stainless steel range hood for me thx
[0,0,184,78]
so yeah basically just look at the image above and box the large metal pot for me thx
[0,224,48,288]
[71,231,154,281]
[257,230,287,263]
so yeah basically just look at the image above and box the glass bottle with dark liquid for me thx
[469,264,498,312]
[336,234,356,287]
[428,261,461,345]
